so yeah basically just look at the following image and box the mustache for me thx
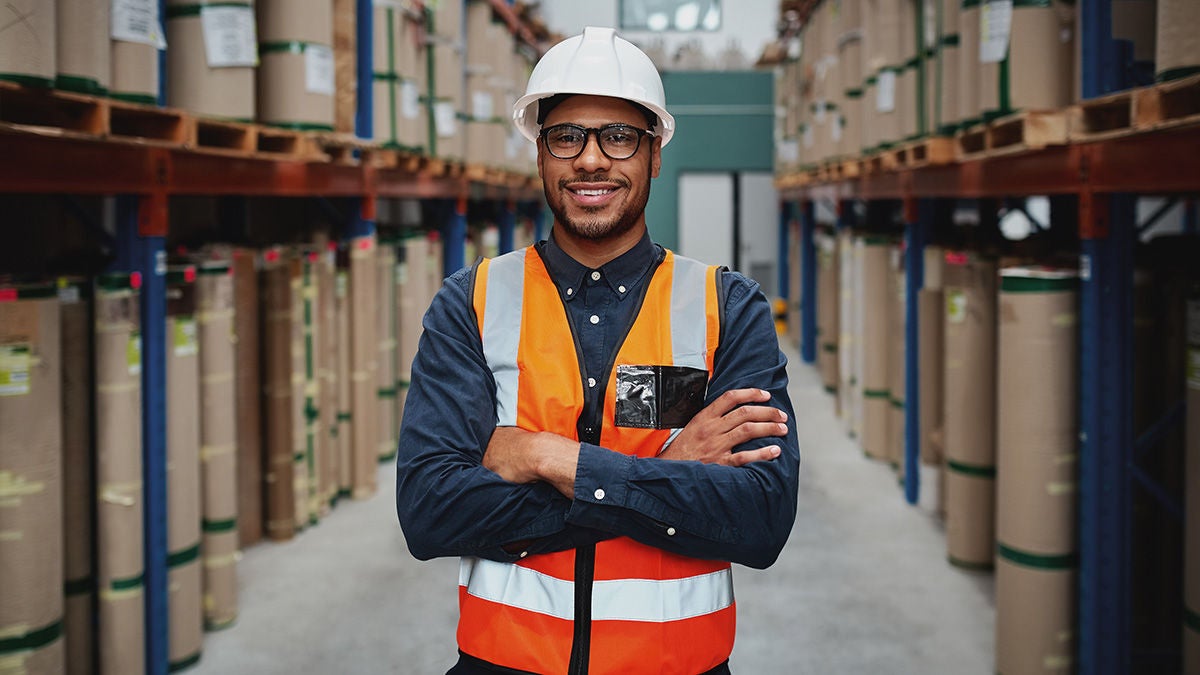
[559,175,630,189]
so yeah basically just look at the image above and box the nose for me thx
[572,131,611,172]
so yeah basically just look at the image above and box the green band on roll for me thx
[890,398,905,409]
[961,0,981,7]
[111,92,158,105]
[337,412,353,422]
[64,577,94,596]
[1012,0,1053,7]
[3,283,58,299]
[824,385,836,394]
[940,34,961,48]
[822,343,838,353]
[374,71,399,82]
[1186,606,1200,633]
[293,452,306,462]
[0,620,62,655]
[168,543,202,568]
[1158,66,1200,83]
[260,41,323,55]
[166,1,253,18]
[946,459,996,478]
[1000,276,1078,293]
[378,387,397,398]
[197,264,230,275]
[202,518,238,533]
[0,72,54,88]
[947,555,994,571]
[169,651,203,672]
[845,88,864,98]
[863,236,893,245]
[56,74,108,96]
[263,121,336,132]
[864,388,890,399]
[111,573,145,591]
[997,543,1077,570]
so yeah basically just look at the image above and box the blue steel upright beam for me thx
[441,197,467,277]
[499,200,516,254]
[1080,0,1121,98]
[778,199,791,311]
[903,198,931,505]
[115,194,169,675]
[355,0,374,139]
[799,199,817,364]
[1078,191,1136,675]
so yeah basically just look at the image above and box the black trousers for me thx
[448,650,733,675]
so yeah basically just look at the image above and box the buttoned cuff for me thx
[570,442,633,511]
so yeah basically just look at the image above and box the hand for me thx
[658,388,787,467]
[484,427,579,497]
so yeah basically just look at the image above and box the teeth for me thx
[575,189,613,196]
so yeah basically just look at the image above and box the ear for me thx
[650,137,662,178]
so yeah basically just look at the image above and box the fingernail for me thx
[778,423,788,434]
[780,411,788,422]
[770,446,781,456]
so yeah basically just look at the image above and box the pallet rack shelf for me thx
[0,2,544,673]
[775,1,1198,671]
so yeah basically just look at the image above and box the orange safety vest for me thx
[461,246,735,675]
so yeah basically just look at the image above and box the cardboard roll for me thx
[165,8,256,121]
[58,0,110,94]
[1156,0,1200,82]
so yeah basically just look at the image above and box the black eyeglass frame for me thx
[538,123,657,161]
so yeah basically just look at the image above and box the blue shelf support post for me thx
[355,0,374,139]
[778,199,792,311]
[903,197,930,506]
[499,200,516,254]
[1078,190,1136,675]
[115,193,169,675]
[799,198,817,364]
[441,196,467,278]
[1080,0,1121,98]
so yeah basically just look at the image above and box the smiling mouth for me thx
[572,188,616,196]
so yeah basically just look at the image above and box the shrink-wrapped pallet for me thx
[0,282,65,674]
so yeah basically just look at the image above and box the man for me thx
[396,26,800,675]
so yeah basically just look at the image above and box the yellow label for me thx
[0,344,31,396]
[128,332,142,376]
[946,289,967,324]
[174,318,198,357]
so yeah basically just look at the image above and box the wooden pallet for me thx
[256,126,314,158]
[0,80,189,145]
[862,148,900,175]
[958,110,1068,159]
[896,136,956,168]
[1135,72,1200,132]
[192,118,257,154]
[1068,89,1134,142]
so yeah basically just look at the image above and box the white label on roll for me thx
[815,100,827,124]
[112,0,165,47]
[434,101,457,137]
[876,71,896,113]
[174,318,198,357]
[0,344,31,397]
[778,139,799,163]
[305,44,336,96]
[202,6,258,68]
[400,80,421,119]
[980,0,1013,64]
[831,118,843,143]
[472,91,494,121]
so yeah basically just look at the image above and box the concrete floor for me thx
[192,344,995,674]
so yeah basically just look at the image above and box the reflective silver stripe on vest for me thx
[670,255,711,370]
[480,249,527,427]
[460,557,734,622]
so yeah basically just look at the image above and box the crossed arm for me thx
[395,268,800,569]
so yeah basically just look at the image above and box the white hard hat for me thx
[513,26,675,148]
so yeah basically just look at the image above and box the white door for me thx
[738,172,778,297]
[678,172,735,269]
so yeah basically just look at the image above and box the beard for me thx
[546,171,651,242]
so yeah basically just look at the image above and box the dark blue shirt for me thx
[395,231,800,568]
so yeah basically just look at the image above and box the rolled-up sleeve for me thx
[565,272,800,569]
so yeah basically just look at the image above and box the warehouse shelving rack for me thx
[0,1,544,673]
[777,1,1198,672]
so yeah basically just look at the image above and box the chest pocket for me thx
[614,364,708,429]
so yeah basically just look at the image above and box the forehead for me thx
[542,95,646,128]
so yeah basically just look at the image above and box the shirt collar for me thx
[537,230,663,302]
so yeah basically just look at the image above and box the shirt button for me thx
[618,285,626,293]
[666,527,676,536]
[591,271,601,281]
[594,488,606,500]
[566,287,574,296]
[588,377,597,388]
[589,315,600,324]
[519,551,528,558]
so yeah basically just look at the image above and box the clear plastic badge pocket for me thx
[614,364,708,429]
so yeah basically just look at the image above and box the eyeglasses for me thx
[539,123,656,160]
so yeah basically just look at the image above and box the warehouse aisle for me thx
[192,343,994,675]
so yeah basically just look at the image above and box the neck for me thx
[552,222,647,269]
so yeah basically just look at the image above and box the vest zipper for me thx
[567,544,596,674]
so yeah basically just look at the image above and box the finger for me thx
[705,388,773,419]
[726,445,782,467]
[725,421,789,446]
[724,404,787,425]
